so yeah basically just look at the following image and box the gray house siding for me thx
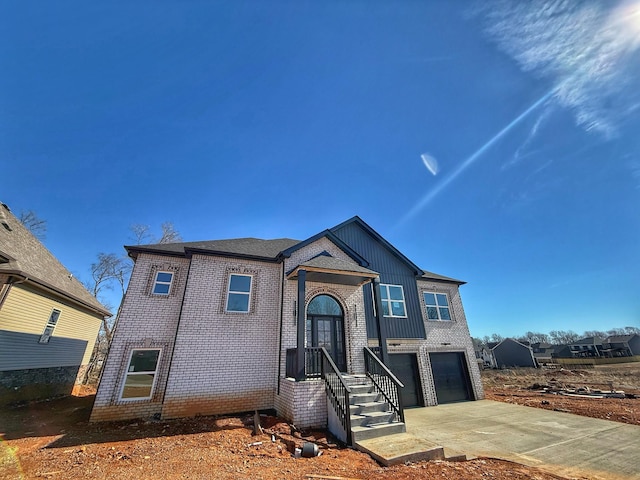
[492,339,536,368]
[331,222,426,339]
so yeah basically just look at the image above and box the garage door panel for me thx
[388,354,423,408]
[430,352,473,404]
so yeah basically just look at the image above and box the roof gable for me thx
[330,216,421,274]
[279,229,368,266]
[0,203,110,316]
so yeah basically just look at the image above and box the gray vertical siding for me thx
[332,222,426,339]
[493,339,536,368]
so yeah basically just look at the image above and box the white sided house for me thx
[91,217,483,444]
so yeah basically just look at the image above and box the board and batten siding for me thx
[332,222,426,339]
[0,283,102,371]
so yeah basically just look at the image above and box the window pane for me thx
[391,301,406,317]
[128,350,160,372]
[227,293,250,312]
[382,301,390,316]
[436,294,448,307]
[39,326,54,343]
[423,293,436,306]
[122,374,155,399]
[49,310,61,325]
[439,307,451,320]
[156,272,173,283]
[308,295,341,315]
[229,275,251,293]
[153,283,170,294]
[380,286,388,300]
[388,286,403,300]
[427,306,439,320]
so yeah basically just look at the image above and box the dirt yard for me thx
[482,362,640,426]
[2,363,638,480]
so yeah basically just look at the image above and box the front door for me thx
[306,295,347,372]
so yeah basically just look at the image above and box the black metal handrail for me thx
[320,347,352,446]
[285,347,323,379]
[363,346,405,423]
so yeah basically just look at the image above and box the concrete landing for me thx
[355,432,448,466]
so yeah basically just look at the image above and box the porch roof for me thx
[287,256,379,286]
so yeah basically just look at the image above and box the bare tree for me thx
[158,222,181,244]
[18,210,47,240]
[624,326,640,335]
[84,253,131,344]
[130,222,182,244]
[83,221,182,384]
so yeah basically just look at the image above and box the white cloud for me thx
[476,0,640,137]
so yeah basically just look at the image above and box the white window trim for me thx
[39,308,61,344]
[423,291,452,321]
[225,273,253,313]
[119,348,162,402]
[152,271,174,296]
[380,284,407,318]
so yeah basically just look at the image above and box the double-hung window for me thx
[424,292,451,321]
[226,274,252,312]
[379,284,407,317]
[152,271,173,295]
[39,309,61,343]
[120,349,161,400]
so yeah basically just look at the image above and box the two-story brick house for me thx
[91,217,483,444]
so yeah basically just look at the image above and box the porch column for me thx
[296,269,306,381]
[372,277,389,365]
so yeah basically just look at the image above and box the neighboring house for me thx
[91,216,483,445]
[530,342,556,365]
[0,202,110,405]
[555,337,605,359]
[474,345,493,368]
[487,338,537,368]
[601,335,640,357]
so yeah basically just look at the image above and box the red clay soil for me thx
[482,364,640,426]
[2,392,575,480]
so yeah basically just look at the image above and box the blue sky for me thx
[2,1,639,338]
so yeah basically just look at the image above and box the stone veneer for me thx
[0,365,84,405]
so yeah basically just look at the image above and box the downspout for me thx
[160,258,193,406]
[372,277,389,365]
[276,261,285,395]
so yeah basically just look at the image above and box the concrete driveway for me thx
[405,400,640,480]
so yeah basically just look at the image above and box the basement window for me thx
[39,309,61,343]
[120,349,161,400]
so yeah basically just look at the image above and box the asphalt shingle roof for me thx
[127,238,300,260]
[127,223,461,285]
[298,256,378,275]
[0,203,110,316]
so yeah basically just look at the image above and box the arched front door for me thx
[306,295,347,372]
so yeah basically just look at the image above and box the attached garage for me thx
[388,353,423,408]
[429,352,474,404]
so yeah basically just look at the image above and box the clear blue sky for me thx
[2,1,639,338]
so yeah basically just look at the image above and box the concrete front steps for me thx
[343,375,466,466]
[343,375,406,443]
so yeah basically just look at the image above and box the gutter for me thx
[1,269,111,317]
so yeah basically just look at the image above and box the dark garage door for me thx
[388,353,423,407]
[429,352,473,404]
